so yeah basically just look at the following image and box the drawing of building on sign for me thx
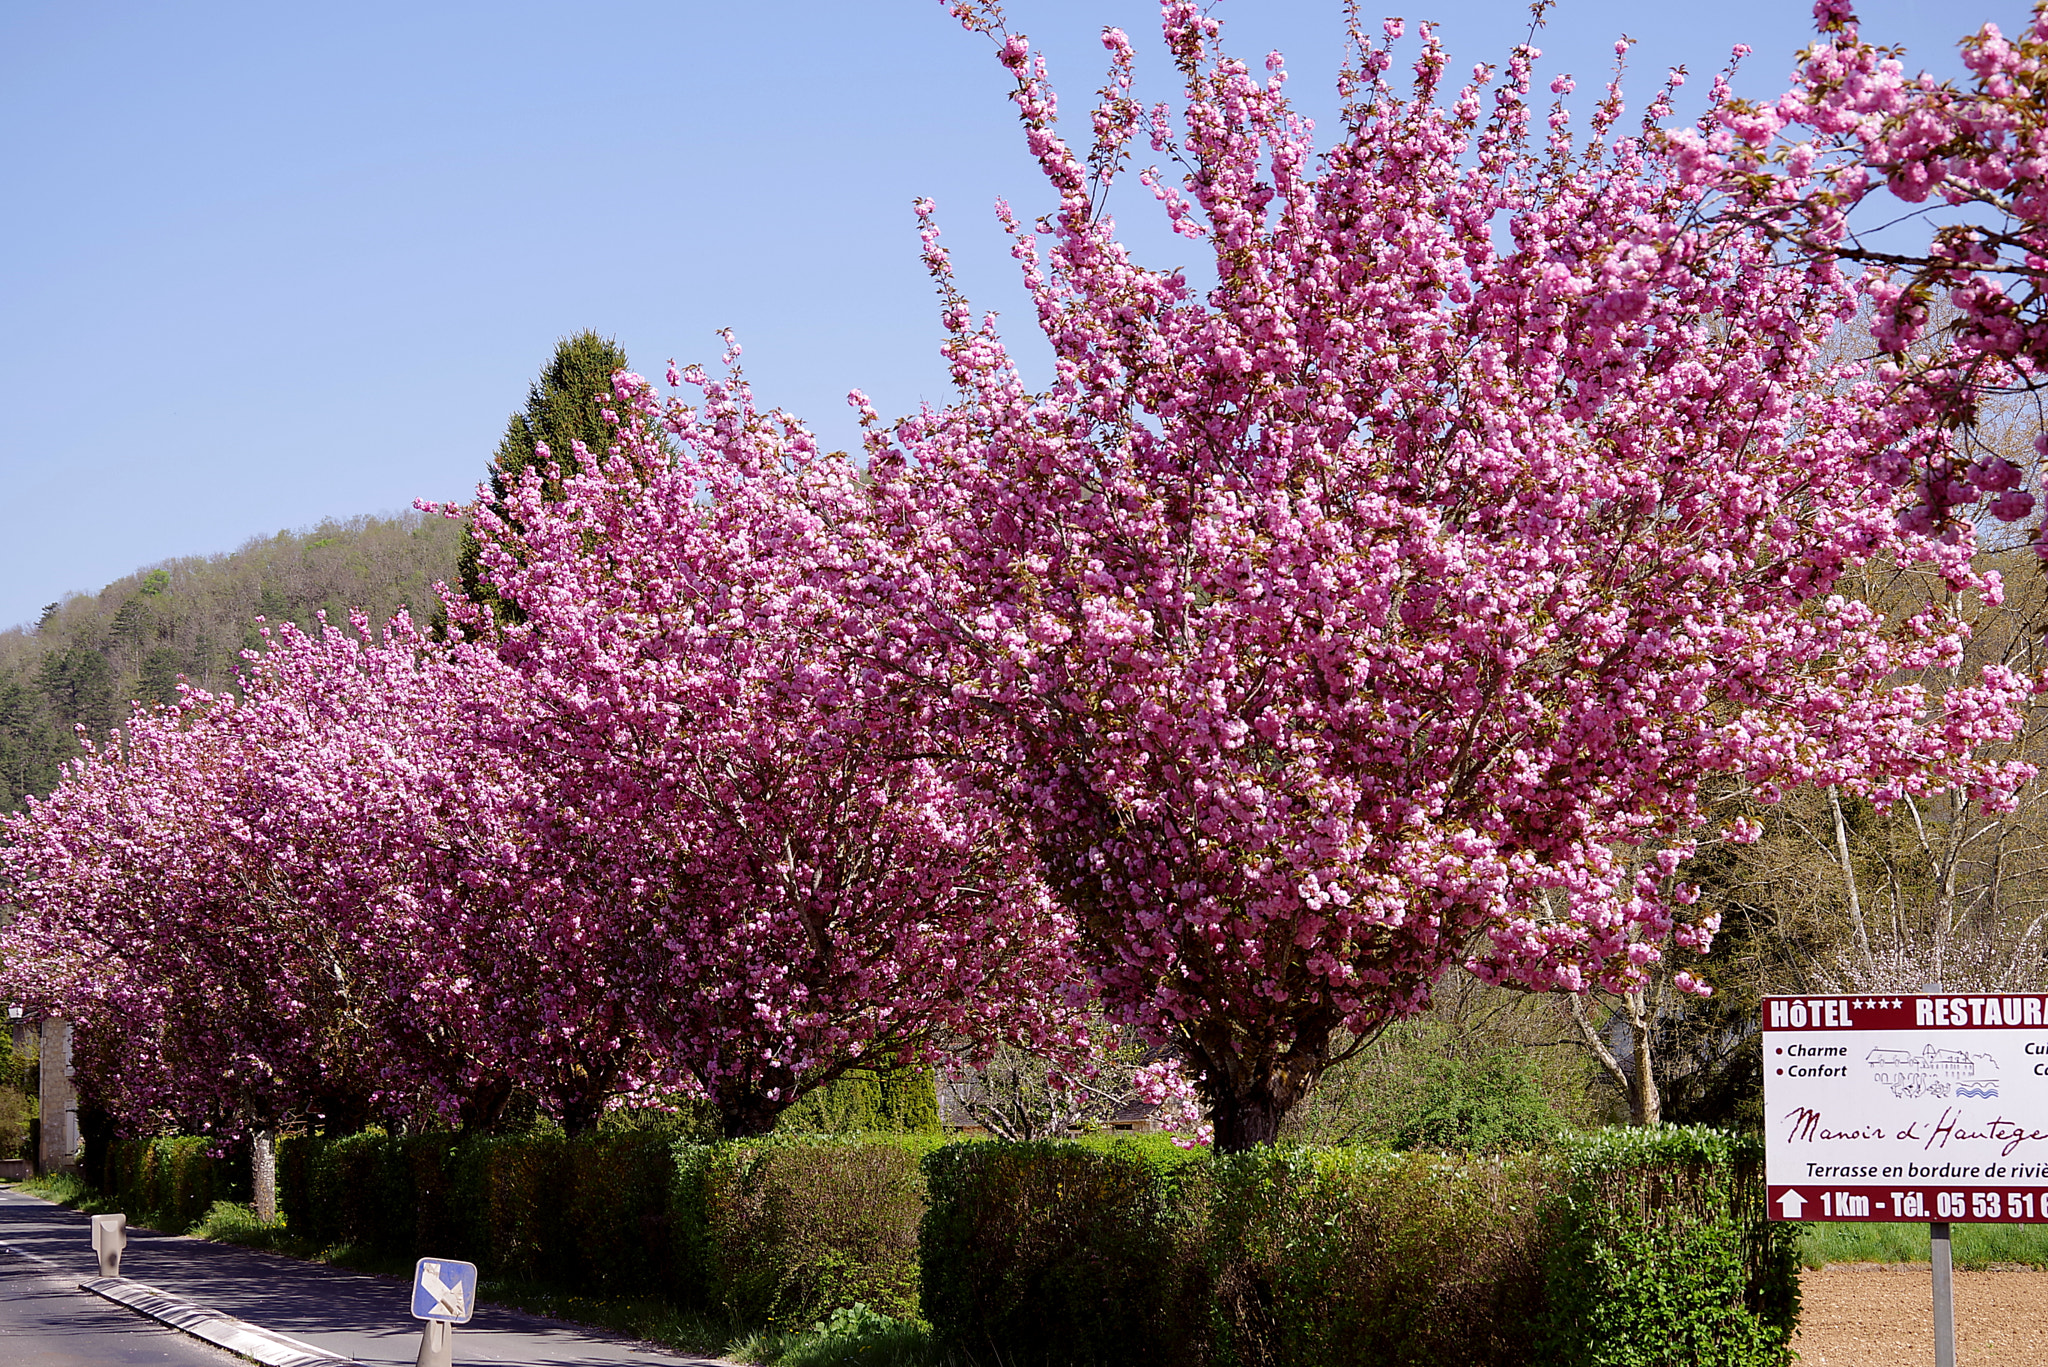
[1865,1045,2000,1099]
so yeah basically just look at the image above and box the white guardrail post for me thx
[90,1213,126,1278]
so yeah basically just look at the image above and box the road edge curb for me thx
[80,1275,358,1367]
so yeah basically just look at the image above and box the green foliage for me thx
[458,331,634,621]
[1199,1147,1550,1367]
[90,1122,1789,1367]
[34,645,116,739]
[919,1138,1203,1366]
[189,1199,290,1249]
[0,1045,27,1095]
[0,671,69,810]
[921,1131,1792,1367]
[744,1304,943,1367]
[104,1136,250,1233]
[777,1069,943,1137]
[566,1128,688,1292]
[0,511,462,813]
[487,331,633,503]
[1282,996,1615,1146]
[1535,1128,1796,1367]
[16,1171,98,1206]
[0,1088,30,1163]
[269,1125,928,1329]
[705,1135,940,1329]
[1376,1052,1565,1154]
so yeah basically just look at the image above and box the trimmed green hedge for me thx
[775,1068,944,1136]
[1201,1147,1554,1367]
[921,1129,1795,1367]
[271,1128,931,1325]
[704,1134,942,1328]
[921,1138,1203,1365]
[105,1125,1794,1365]
[1535,1128,1798,1367]
[105,1136,249,1234]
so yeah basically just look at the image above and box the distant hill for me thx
[0,511,462,813]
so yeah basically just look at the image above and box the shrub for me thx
[776,1069,943,1136]
[154,1121,1794,1366]
[921,1130,1793,1367]
[1381,1053,1565,1154]
[565,1128,681,1293]
[0,1044,31,1163]
[707,1135,940,1329]
[1535,1127,1795,1367]
[1199,1147,1550,1367]
[468,1130,571,1282]
[190,1198,289,1250]
[104,1136,248,1233]
[0,1088,29,1164]
[272,1125,926,1325]
[296,1129,420,1255]
[920,1138,1203,1366]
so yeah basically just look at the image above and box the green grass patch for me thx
[448,1283,945,1365]
[188,1200,292,1252]
[731,1304,949,1367]
[14,1171,124,1217]
[1797,1221,2048,1269]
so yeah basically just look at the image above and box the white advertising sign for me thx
[1763,993,2048,1222]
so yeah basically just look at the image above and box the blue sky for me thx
[0,0,1998,629]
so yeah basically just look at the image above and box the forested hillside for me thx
[0,512,461,812]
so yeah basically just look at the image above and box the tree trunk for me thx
[1829,785,1878,979]
[250,1130,277,1223]
[718,1093,786,1139]
[560,1097,604,1136]
[1208,1089,1289,1151]
[1183,1016,1338,1153]
[1627,989,1662,1128]
[1569,992,1661,1127]
[459,1076,517,1132]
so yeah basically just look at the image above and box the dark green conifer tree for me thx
[36,645,117,739]
[0,672,67,814]
[456,331,633,624]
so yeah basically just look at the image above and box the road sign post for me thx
[1761,991,2048,1367]
[409,1256,477,1367]
[1930,1219,1955,1367]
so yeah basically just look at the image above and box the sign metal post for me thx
[409,1256,477,1367]
[1930,1219,1955,1367]
[1926,981,1955,1367]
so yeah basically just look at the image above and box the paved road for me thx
[0,1245,241,1366]
[0,1186,724,1366]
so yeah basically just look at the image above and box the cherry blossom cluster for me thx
[845,0,2035,1147]
[444,344,1089,1138]
[3,0,2040,1151]
[1676,1,2048,540]
[0,616,561,1135]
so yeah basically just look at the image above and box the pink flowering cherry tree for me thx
[0,615,561,1137]
[833,1,2040,1148]
[1681,1,2048,538]
[451,348,1086,1139]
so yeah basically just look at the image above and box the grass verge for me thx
[1798,1221,2048,1269]
[14,1171,122,1216]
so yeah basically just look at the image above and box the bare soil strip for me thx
[1794,1264,2048,1365]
